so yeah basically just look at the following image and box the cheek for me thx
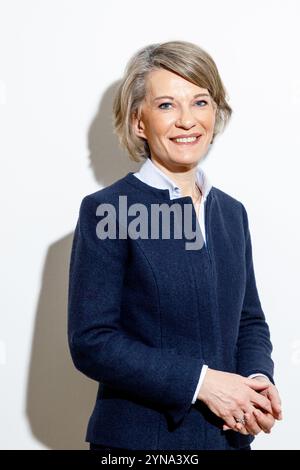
[150,115,174,138]
[201,112,216,131]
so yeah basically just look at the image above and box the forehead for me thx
[145,68,209,97]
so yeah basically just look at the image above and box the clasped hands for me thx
[197,368,282,436]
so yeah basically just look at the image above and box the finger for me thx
[235,422,249,435]
[224,415,243,433]
[260,389,283,421]
[265,386,282,419]
[232,414,250,435]
[222,424,238,432]
[243,411,262,436]
[232,407,261,436]
[246,378,270,391]
[250,390,273,414]
[222,422,247,433]
[223,423,249,435]
[223,424,231,431]
[253,409,275,433]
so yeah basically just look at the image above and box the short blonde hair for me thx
[112,40,232,162]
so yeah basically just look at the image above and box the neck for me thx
[150,156,199,198]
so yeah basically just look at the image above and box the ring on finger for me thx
[234,415,247,426]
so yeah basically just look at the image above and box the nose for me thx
[175,105,197,128]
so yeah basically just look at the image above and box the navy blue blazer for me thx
[67,172,274,450]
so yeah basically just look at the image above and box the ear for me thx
[132,111,147,140]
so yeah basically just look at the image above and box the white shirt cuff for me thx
[248,373,270,380]
[192,364,208,404]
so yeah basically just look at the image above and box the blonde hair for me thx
[112,40,232,162]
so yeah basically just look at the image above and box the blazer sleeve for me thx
[67,195,204,427]
[236,203,275,384]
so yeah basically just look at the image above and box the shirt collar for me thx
[133,156,212,201]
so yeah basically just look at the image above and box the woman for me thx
[67,41,282,450]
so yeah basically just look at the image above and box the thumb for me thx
[245,378,270,391]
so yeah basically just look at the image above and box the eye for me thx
[158,100,208,110]
[195,100,208,106]
[158,102,172,109]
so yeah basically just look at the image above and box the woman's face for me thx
[132,68,217,171]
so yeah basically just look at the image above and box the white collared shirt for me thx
[134,156,211,245]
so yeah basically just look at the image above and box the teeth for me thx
[173,136,198,143]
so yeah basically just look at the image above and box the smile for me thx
[170,135,202,145]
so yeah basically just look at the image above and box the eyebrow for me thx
[153,93,210,102]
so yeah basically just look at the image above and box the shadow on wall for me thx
[25,81,141,449]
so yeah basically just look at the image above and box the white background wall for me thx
[0,0,299,450]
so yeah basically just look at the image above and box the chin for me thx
[167,160,200,172]
[170,154,201,166]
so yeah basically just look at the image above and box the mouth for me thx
[169,135,202,146]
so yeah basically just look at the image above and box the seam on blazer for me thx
[189,257,208,448]
[131,238,163,448]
